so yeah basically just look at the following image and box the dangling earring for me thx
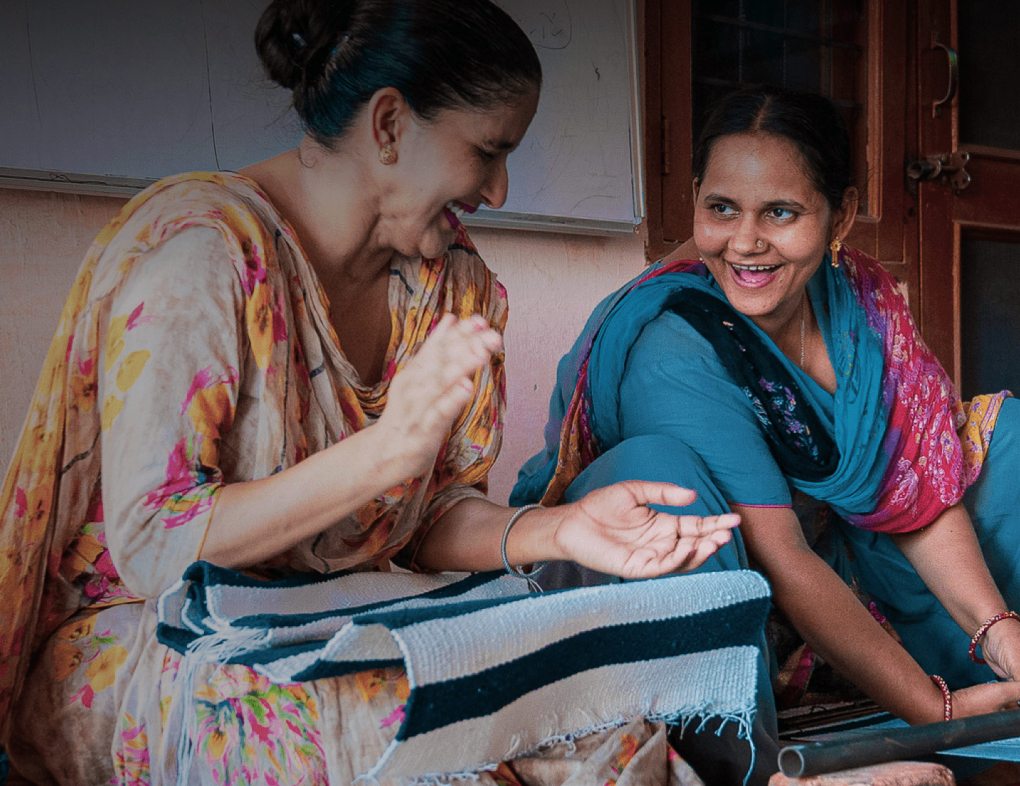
[830,236,842,268]
[379,146,397,166]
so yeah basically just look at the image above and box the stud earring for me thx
[379,146,397,166]
[830,236,842,267]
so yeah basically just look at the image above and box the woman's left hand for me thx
[551,481,740,579]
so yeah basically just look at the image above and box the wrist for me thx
[360,421,429,489]
[970,611,1020,664]
[505,505,566,567]
[928,675,953,722]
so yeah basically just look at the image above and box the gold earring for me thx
[379,146,397,166]
[830,236,842,267]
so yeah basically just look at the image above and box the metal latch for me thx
[906,151,972,192]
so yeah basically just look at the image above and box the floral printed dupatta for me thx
[512,246,1007,534]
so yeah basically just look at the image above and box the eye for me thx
[709,203,737,217]
[767,207,796,221]
[476,147,497,162]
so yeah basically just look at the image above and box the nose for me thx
[730,215,762,254]
[480,159,510,210]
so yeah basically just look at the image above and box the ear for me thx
[368,87,410,152]
[832,187,859,242]
[691,178,701,204]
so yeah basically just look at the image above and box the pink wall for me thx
[0,188,645,505]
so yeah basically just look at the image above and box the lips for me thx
[728,262,782,288]
[443,200,477,229]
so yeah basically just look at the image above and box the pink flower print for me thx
[124,301,153,331]
[71,683,95,709]
[380,704,406,729]
[14,487,27,518]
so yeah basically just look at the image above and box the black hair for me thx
[255,0,542,148]
[692,86,852,211]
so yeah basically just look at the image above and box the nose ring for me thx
[755,239,764,249]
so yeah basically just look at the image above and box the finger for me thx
[418,377,475,430]
[622,482,698,508]
[410,321,494,398]
[675,512,741,538]
[671,529,733,573]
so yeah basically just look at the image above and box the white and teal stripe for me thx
[157,562,770,783]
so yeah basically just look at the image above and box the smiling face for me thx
[378,91,539,259]
[692,131,855,336]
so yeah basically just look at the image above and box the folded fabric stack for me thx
[157,562,770,783]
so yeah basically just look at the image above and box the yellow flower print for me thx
[246,284,275,371]
[70,355,98,413]
[61,531,105,577]
[187,385,235,467]
[57,614,96,643]
[617,733,639,770]
[52,640,84,681]
[105,302,149,371]
[101,395,124,431]
[105,314,129,372]
[395,674,410,701]
[85,644,128,692]
[205,728,227,760]
[355,669,388,703]
[116,350,151,392]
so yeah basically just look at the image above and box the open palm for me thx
[554,481,740,579]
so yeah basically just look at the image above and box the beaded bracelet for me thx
[501,504,546,592]
[969,611,1020,664]
[929,674,953,722]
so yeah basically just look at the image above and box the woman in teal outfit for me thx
[513,87,1020,760]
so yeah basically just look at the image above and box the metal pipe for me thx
[779,708,1020,778]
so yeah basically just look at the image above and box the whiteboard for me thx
[0,0,642,235]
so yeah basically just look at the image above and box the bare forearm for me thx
[892,503,1006,634]
[414,497,565,573]
[770,548,945,724]
[199,426,414,567]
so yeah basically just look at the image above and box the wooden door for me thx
[915,0,1020,392]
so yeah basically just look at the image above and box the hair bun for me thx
[254,0,356,91]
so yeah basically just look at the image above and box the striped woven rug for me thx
[157,561,770,783]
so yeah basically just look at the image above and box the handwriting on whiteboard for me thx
[493,0,572,50]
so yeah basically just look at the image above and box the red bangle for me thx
[930,674,953,722]
[969,611,1020,664]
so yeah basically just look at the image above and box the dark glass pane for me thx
[743,0,785,28]
[830,0,865,42]
[785,39,822,92]
[743,29,786,84]
[694,0,740,18]
[693,20,742,83]
[785,1,821,34]
[959,1,1020,150]
[961,240,1020,399]
[829,46,861,102]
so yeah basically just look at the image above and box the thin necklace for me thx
[799,295,807,369]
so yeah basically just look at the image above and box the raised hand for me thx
[552,481,740,579]
[374,313,501,480]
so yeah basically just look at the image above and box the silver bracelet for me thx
[501,503,546,592]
